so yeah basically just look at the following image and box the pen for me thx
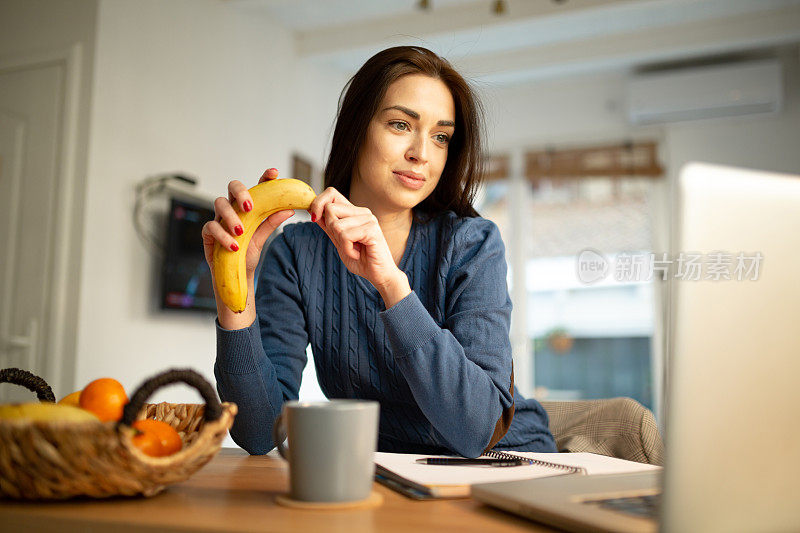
[415,457,524,467]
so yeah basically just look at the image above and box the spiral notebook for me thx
[375,450,660,499]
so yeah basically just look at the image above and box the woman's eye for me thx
[435,133,450,144]
[390,121,408,131]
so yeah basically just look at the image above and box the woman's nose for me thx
[405,135,428,164]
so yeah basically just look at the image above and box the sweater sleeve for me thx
[213,228,308,454]
[379,218,515,457]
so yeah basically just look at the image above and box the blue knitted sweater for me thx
[214,211,557,456]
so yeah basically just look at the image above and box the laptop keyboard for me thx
[587,494,661,519]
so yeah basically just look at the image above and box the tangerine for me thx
[132,429,165,457]
[57,390,82,407]
[132,419,183,456]
[79,378,128,422]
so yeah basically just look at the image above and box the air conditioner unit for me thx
[626,59,783,125]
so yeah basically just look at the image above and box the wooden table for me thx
[0,448,555,532]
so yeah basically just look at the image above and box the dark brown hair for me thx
[323,46,485,218]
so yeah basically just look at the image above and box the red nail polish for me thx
[230,243,239,252]
[243,200,252,212]
[235,225,243,236]
[311,213,317,222]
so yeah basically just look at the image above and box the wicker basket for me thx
[0,367,237,500]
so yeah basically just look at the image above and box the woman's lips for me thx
[393,171,426,190]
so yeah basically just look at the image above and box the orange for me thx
[57,390,82,407]
[133,419,183,456]
[79,378,128,422]
[132,429,165,457]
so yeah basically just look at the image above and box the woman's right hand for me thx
[202,168,295,327]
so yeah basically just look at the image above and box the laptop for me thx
[472,162,800,533]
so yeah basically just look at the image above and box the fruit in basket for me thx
[58,390,82,407]
[0,402,100,422]
[212,178,316,313]
[132,428,165,457]
[79,378,129,422]
[132,419,183,456]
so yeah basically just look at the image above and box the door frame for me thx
[0,44,85,395]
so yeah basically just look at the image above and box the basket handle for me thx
[119,368,223,427]
[0,368,55,402]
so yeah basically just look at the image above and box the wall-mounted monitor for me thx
[160,196,216,312]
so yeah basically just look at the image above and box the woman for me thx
[202,46,556,456]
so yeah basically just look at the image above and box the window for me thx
[477,143,664,412]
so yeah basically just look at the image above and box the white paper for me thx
[375,451,661,487]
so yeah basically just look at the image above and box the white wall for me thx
[664,56,800,177]
[76,0,345,403]
[0,0,97,89]
[481,48,800,183]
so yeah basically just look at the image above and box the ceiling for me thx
[230,0,800,86]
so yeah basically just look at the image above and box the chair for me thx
[540,397,664,466]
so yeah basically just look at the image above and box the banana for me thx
[0,402,100,423]
[212,178,316,313]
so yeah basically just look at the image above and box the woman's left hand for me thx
[309,188,410,305]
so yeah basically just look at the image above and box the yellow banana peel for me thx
[212,178,316,313]
[0,402,100,423]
